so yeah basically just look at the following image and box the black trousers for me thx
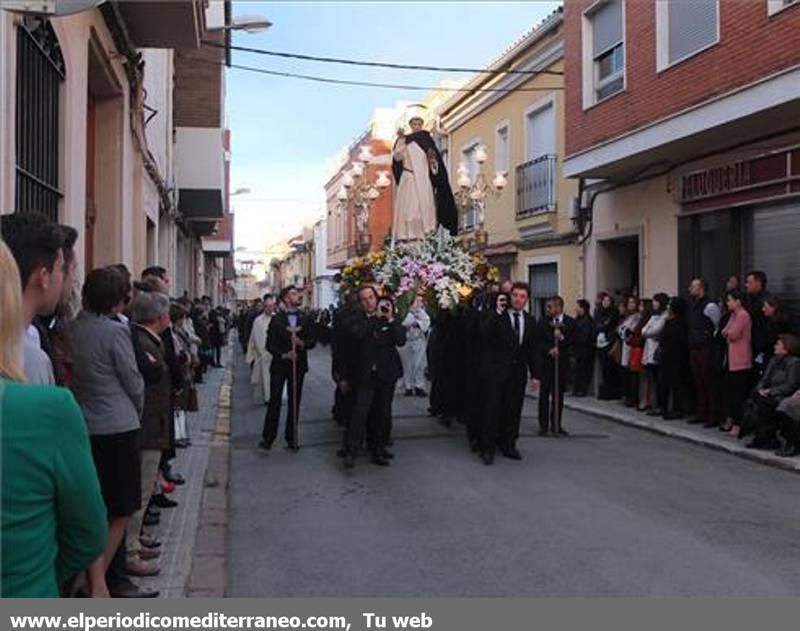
[777,412,800,446]
[344,375,395,457]
[573,349,594,395]
[213,344,222,366]
[725,369,752,424]
[481,365,527,454]
[262,368,305,448]
[597,347,620,399]
[333,385,355,426]
[539,368,567,433]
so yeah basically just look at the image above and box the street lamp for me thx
[209,15,272,33]
[231,187,251,197]
[454,144,506,248]
[336,145,391,256]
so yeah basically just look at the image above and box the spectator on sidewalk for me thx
[687,278,722,427]
[744,334,800,451]
[763,294,792,364]
[595,293,621,400]
[745,271,769,376]
[775,388,800,458]
[69,267,145,581]
[0,213,65,384]
[617,296,641,408]
[126,291,173,578]
[659,297,690,420]
[572,299,595,397]
[642,293,669,415]
[0,239,108,598]
[720,290,752,434]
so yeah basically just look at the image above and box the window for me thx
[495,122,510,175]
[656,0,719,70]
[460,141,481,231]
[768,0,799,15]
[528,262,558,320]
[15,17,65,221]
[586,0,625,105]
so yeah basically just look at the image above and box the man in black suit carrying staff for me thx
[259,285,315,452]
[535,295,575,437]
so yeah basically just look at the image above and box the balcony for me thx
[175,127,224,236]
[516,154,557,218]
[117,1,203,49]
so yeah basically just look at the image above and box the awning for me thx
[117,1,203,49]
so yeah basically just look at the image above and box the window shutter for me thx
[667,0,717,64]
[592,0,623,57]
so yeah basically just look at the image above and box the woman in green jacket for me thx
[1,239,108,597]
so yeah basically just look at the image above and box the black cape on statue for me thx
[392,130,458,236]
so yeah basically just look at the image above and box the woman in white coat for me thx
[401,296,431,396]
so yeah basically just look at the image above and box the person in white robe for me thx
[392,116,438,242]
[400,296,431,396]
[246,296,275,404]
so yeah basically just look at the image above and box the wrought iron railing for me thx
[515,154,557,218]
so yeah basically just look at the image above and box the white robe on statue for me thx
[246,313,272,404]
[393,138,437,241]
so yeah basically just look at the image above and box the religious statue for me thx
[391,107,458,243]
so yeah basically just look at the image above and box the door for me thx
[526,102,555,161]
[744,202,800,327]
[597,236,639,301]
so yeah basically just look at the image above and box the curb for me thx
[187,355,233,597]
[532,393,800,475]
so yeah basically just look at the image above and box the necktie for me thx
[513,312,521,346]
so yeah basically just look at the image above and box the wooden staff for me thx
[552,319,562,436]
[287,325,302,452]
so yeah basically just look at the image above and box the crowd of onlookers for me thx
[573,273,800,458]
[0,212,230,598]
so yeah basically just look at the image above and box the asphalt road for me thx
[227,346,800,597]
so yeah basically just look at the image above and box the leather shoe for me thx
[143,513,160,527]
[109,580,159,599]
[538,429,549,437]
[126,558,161,577]
[703,420,719,429]
[687,418,706,425]
[139,535,161,549]
[163,470,185,485]
[558,428,569,437]
[381,449,395,460]
[370,454,390,467]
[414,388,427,397]
[501,447,522,461]
[343,453,355,469]
[151,494,178,509]
[480,452,494,466]
[258,440,272,451]
[138,547,161,561]
[146,507,161,518]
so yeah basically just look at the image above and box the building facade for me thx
[0,1,232,302]
[311,217,337,309]
[563,0,800,316]
[440,8,581,318]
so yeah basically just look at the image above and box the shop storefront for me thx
[677,144,800,321]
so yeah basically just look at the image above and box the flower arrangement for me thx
[339,233,499,317]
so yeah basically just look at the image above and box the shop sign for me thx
[679,161,752,203]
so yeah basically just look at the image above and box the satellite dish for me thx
[2,0,104,17]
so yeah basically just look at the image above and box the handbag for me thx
[187,385,199,412]
[609,338,622,364]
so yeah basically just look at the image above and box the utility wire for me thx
[203,41,564,76]
[227,61,563,93]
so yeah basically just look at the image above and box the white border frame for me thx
[495,119,510,175]
[582,0,627,110]
[523,94,556,162]
[768,0,799,16]
[656,0,720,73]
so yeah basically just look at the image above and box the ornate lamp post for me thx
[454,145,507,251]
[336,144,391,256]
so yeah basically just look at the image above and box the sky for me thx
[227,1,561,257]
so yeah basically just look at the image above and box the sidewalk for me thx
[133,348,230,598]
[537,392,800,474]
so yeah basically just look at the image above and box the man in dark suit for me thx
[260,285,316,452]
[341,286,406,469]
[477,282,537,465]
[534,295,575,437]
[331,294,358,427]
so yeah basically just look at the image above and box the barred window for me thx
[15,17,65,222]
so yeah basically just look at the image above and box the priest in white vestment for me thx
[245,296,275,404]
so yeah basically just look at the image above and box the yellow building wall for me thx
[446,55,582,310]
